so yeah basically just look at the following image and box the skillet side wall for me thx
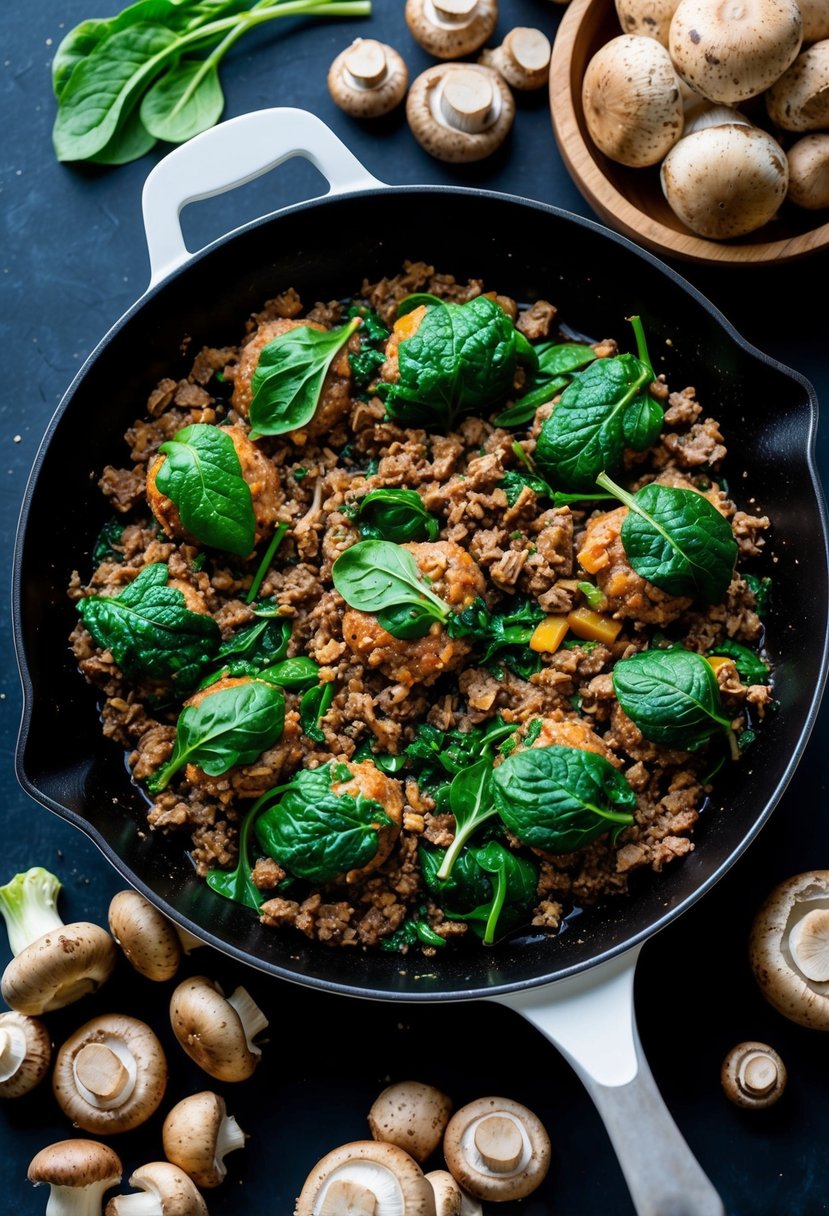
[15,189,828,998]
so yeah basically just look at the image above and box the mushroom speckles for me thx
[108,890,183,983]
[749,870,829,1029]
[405,0,498,59]
[169,976,268,1081]
[163,1091,246,1187]
[582,35,684,167]
[0,1011,51,1099]
[328,39,409,117]
[478,27,552,90]
[28,1139,122,1216]
[295,1140,438,1216]
[442,1097,551,1202]
[765,39,829,129]
[720,1041,787,1108]
[105,1161,208,1216]
[406,63,515,162]
[368,1081,453,1163]
[786,133,829,205]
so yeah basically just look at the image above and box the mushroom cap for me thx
[163,1090,245,1188]
[478,27,552,90]
[442,1097,551,1202]
[786,132,829,206]
[368,1080,454,1164]
[108,890,183,982]
[405,0,498,59]
[425,1169,485,1215]
[669,0,803,103]
[1,921,117,1015]
[0,1010,51,1098]
[28,1138,122,1188]
[765,40,829,129]
[169,976,266,1081]
[581,34,684,167]
[295,1140,437,1215]
[614,0,681,45]
[105,1162,208,1216]
[327,39,409,118]
[52,1013,168,1134]
[406,63,516,163]
[748,870,829,1028]
[720,1041,787,1108]
[800,0,829,43]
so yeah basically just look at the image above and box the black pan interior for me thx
[14,188,829,1000]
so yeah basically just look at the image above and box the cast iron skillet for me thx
[13,110,829,1215]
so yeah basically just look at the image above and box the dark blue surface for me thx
[2,2,828,1213]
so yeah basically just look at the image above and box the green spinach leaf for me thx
[710,640,771,685]
[462,841,538,945]
[206,797,264,911]
[332,539,450,638]
[612,648,737,755]
[494,342,597,426]
[216,607,291,670]
[257,656,320,690]
[92,517,125,565]
[299,681,335,743]
[499,469,614,510]
[447,595,543,675]
[351,488,440,543]
[419,842,493,912]
[436,759,499,880]
[156,423,255,557]
[744,573,772,617]
[380,908,447,951]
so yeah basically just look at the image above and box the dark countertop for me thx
[2,2,828,1213]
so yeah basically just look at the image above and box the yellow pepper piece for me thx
[392,304,428,344]
[576,543,609,575]
[530,614,569,654]
[706,655,736,674]
[566,607,622,645]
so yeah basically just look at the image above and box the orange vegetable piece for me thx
[529,615,569,654]
[566,607,622,645]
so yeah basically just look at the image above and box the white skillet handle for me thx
[491,945,724,1216]
[141,107,384,288]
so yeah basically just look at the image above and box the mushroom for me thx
[52,1013,168,1134]
[478,28,552,90]
[162,1090,246,1187]
[765,39,829,129]
[0,1010,51,1098]
[406,63,515,163]
[0,866,117,1015]
[799,0,829,43]
[660,122,789,237]
[295,1140,437,1215]
[368,1080,453,1164]
[405,0,498,59]
[787,133,829,206]
[581,35,684,167]
[108,890,183,982]
[682,99,753,134]
[720,1041,787,1108]
[169,975,268,1081]
[668,0,803,104]
[104,1162,208,1216]
[748,870,829,1028]
[327,39,409,118]
[425,1171,483,1215]
[442,1097,551,1203]
[614,0,680,45]
[28,1139,122,1216]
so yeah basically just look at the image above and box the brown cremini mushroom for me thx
[407,63,515,163]
[169,976,268,1081]
[749,870,829,1028]
[104,1161,208,1216]
[720,1041,787,1108]
[442,1097,551,1203]
[368,1080,453,1163]
[765,39,829,129]
[0,1010,51,1098]
[425,1170,483,1215]
[108,890,183,982]
[28,1139,122,1216]
[52,1014,168,1134]
[405,0,497,59]
[800,0,829,43]
[478,28,552,90]
[787,132,829,206]
[162,1090,246,1187]
[295,1140,437,1215]
[328,39,409,117]
[614,0,680,44]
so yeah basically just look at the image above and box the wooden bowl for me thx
[549,0,829,265]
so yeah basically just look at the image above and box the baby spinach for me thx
[447,596,544,676]
[332,539,450,639]
[216,606,291,669]
[248,317,361,439]
[405,718,518,781]
[91,517,125,565]
[612,648,738,757]
[499,469,614,509]
[300,681,335,743]
[744,573,773,618]
[494,341,597,426]
[78,562,220,688]
[206,796,265,912]
[597,472,738,605]
[156,423,255,557]
[346,304,389,388]
[421,840,538,946]
[437,758,499,880]
[352,739,408,774]
[245,522,289,605]
[259,656,319,690]
[350,489,440,544]
[148,677,285,792]
[381,908,447,951]
[419,842,493,913]
[255,761,393,884]
[493,746,636,853]
[710,640,771,685]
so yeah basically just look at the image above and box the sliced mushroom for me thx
[28,1139,122,1216]
[669,0,803,103]
[407,63,515,163]
[169,976,268,1081]
[766,39,829,130]
[0,1010,51,1098]
[368,1080,453,1163]
[478,28,552,90]
[405,0,498,59]
[787,133,829,206]
[108,890,182,982]
[581,35,684,167]
[749,870,829,1027]
[104,1162,208,1216]
[614,0,680,45]
[442,1097,551,1203]
[52,1014,168,1134]
[163,1090,246,1187]
[328,39,409,117]
[295,1141,437,1215]
[721,1041,787,1108]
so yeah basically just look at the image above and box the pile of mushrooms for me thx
[582,0,829,236]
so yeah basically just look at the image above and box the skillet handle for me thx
[141,106,384,288]
[491,945,724,1216]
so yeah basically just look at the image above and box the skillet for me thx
[13,108,829,1216]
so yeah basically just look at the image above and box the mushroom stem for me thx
[738,1051,779,1097]
[103,1193,161,1216]
[473,1116,524,1173]
[0,868,63,956]
[73,1042,135,1109]
[431,0,477,23]
[319,1179,378,1214]
[439,69,497,132]
[216,1113,246,1160]
[0,1025,25,1081]
[226,987,269,1049]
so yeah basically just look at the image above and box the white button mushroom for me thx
[295,1140,437,1215]
[162,1090,246,1187]
[104,1161,208,1216]
[787,133,829,206]
[405,0,498,60]
[52,1014,168,1134]
[108,890,183,983]
[581,35,685,167]
[749,870,829,1028]
[368,1080,453,1164]
[28,1139,122,1216]
[720,1041,787,1108]
[765,39,829,129]
[425,1170,483,1215]
[669,0,803,104]
[442,1097,551,1203]
[799,0,829,43]
[169,975,268,1081]
[406,63,515,163]
[0,867,116,1015]
[614,0,681,45]
[0,1010,51,1099]
[327,39,409,118]
[478,28,552,91]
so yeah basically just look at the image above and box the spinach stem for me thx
[628,314,654,376]
[246,523,289,605]
[436,806,498,881]
[512,441,537,474]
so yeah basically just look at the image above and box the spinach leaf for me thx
[346,303,389,388]
[216,608,291,670]
[405,718,517,781]
[499,469,614,510]
[92,517,125,565]
[148,677,285,792]
[597,472,738,605]
[462,841,539,945]
[299,681,336,743]
[332,539,450,638]
[419,842,493,912]
[382,296,538,427]
[139,53,225,143]
[78,562,220,687]
[258,656,320,690]
[612,648,737,755]
[447,595,544,674]
[744,573,772,618]
[206,797,264,912]
[494,342,597,426]
[156,423,255,557]
[255,762,393,883]
[353,739,408,774]
[436,759,499,880]
[493,746,636,853]
[248,317,361,439]
[351,489,440,544]
[381,908,447,951]
[710,640,771,685]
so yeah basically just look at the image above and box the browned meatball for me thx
[531,716,620,767]
[330,760,404,883]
